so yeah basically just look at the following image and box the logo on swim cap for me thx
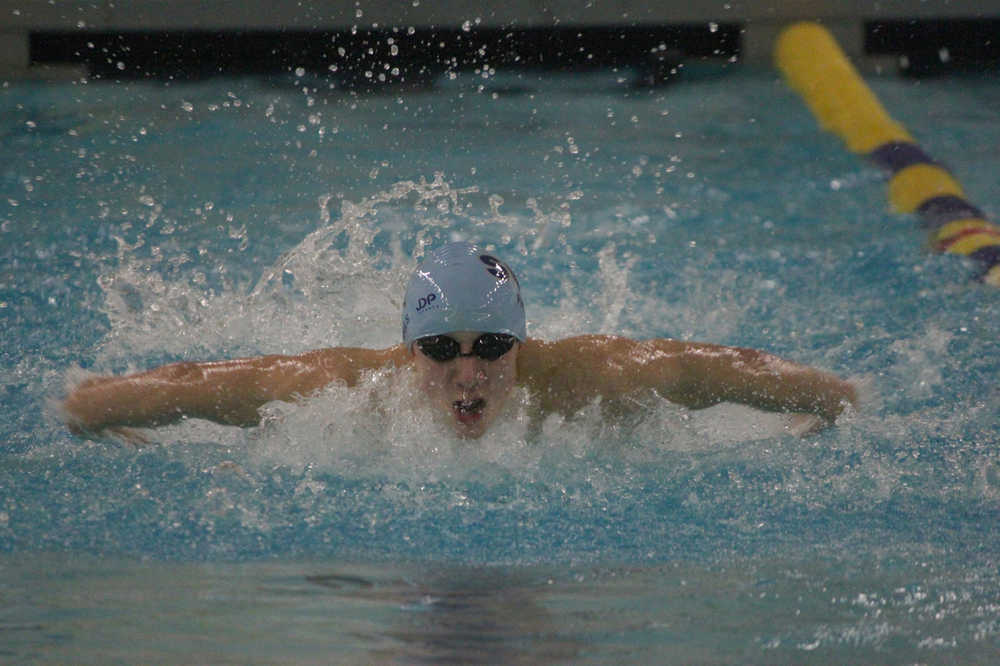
[402,242,526,345]
[480,255,507,281]
[414,293,437,311]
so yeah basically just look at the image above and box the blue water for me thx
[2,67,999,662]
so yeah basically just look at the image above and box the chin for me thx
[451,419,490,439]
[450,412,495,439]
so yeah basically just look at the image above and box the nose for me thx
[453,356,486,389]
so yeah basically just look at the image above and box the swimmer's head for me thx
[402,241,526,346]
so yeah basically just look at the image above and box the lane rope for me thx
[775,21,1000,286]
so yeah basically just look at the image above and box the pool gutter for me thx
[2,0,999,79]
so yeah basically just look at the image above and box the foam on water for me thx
[85,176,811,471]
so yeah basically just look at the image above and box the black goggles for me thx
[415,333,517,362]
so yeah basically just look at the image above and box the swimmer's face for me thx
[411,331,520,439]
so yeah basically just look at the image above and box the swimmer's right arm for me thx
[62,346,409,435]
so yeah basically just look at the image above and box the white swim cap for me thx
[402,242,526,345]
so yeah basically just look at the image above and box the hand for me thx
[67,419,152,447]
[784,413,829,436]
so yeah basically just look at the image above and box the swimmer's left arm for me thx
[659,340,858,424]
[522,336,857,425]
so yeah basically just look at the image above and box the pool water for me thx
[2,65,999,662]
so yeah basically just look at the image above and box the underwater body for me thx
[2,66,999,662]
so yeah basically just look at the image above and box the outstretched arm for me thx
[520,336,857,425]
[63,346,409,435]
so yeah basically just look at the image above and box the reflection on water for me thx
[5,554,998,664]
[310,567,583,664]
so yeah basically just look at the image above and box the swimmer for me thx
[62,241,858,440]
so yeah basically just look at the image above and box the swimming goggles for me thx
[415,333,517,362]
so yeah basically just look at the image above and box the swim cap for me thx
[402,242,526,345]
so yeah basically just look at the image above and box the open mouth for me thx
[453,398,486,425]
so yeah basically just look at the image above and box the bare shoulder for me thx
[289,344,412,388]
[206,345,411,405]
[518,335,688,375]
[516,335,689,414]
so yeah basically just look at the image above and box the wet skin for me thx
[61,332,857,440]
[411,331,519,439]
